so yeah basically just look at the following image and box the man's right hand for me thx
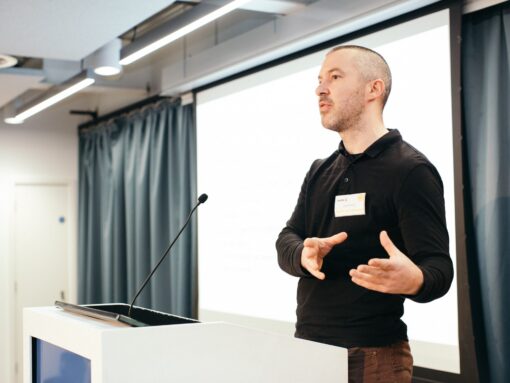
[301,232,348,279]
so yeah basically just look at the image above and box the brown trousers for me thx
[348,340,413,383]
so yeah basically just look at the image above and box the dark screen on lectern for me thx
[32,338,91,383]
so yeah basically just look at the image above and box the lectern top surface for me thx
[54,301,199,327]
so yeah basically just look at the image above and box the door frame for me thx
[8,177,77,382]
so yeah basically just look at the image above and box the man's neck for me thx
[339,120,388,155]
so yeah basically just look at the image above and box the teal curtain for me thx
[78,99,197,317]
[462,3,510,382]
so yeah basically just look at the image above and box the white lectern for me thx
[24,305,347,383]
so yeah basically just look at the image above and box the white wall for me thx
[0,97,79,383]
[0,89,146,383]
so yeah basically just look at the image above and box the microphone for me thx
[128,193,208,317]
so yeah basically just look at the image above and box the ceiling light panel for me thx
[120,0,252,66]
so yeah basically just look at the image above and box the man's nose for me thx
[316,82,329,96]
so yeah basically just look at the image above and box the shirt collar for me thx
[338,129,402,159]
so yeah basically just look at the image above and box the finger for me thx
[324,232,348,246]
[368,258,393,270]
[302,257,325,280]
[349,268,383,284]
[356,264,386,277]
[309,269,325,280]
[380,231,400,258]
[303,237,318,249]
[350,276,388,293]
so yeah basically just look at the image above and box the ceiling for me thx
[0,0,177,60]
[0,0,452,122]
[0,0,180,115]
[0,0,302,116]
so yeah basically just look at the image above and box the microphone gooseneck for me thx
[128,194,208,317]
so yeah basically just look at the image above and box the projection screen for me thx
[197,8,460,374]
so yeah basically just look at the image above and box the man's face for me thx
[316,49,366,133]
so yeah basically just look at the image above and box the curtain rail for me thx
[77,95,179,132]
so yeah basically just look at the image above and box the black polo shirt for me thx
[276,129,454,348]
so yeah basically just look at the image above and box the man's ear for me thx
[366,79,385,103]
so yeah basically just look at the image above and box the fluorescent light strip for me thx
[120,0,252,66]
[12,78,95,122]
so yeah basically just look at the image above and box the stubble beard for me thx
[320,92,364,133]
[321,110,362,133]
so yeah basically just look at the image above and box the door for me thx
[14,183,69,383]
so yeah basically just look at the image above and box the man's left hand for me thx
[349,231,424,295]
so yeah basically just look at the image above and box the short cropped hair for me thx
[328,45,392,107]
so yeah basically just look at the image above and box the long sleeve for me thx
[276,164,316,278]
[275,131,456,347]
[396,164,454,303]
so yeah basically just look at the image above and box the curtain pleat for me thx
[462,4,510,382]
[78,99,196,317]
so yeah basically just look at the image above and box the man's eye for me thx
[332,75,340,80]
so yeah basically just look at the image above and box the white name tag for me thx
[334,193,366,217]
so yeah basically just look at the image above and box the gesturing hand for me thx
[349,231,424,295]
[301,232,348,280]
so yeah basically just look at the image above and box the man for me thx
[276,45,454,382]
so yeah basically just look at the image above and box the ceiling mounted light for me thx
[89,38,122,76]
[120,0,252,66]
[0,54,18,69]
[4,117,24,124]
[4,70,95,124]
